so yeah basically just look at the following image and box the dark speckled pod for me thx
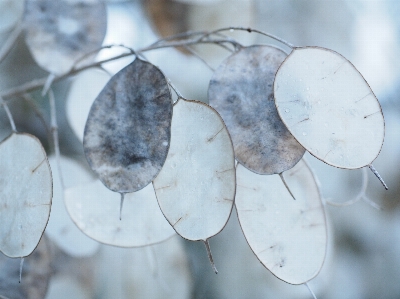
[83,58,173,193]
[23,0,107,75]
[208,45,305,175]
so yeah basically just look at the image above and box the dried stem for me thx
[368,164,388,190]
[208,27,294,48]
[41,73,56,96]
[203,239,218,274]
[49,89,65,190]
[0,96,17,132]
[19,257,24,283]
[305,282,318,299]
[22,93,52,140]
[279,173,296,200]
[168,79,184,102]
[119,193,125,221]
[0,22,22,64]
[182,45,215,72]
[1,37,240,100]
[325,167,381,210]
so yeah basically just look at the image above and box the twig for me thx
[208,27,294,48]
[167,79,184,101]
[49,89,65,190]
[325,167,381,210]
[279,173,296,200]
[0,22,22,64]
[22,93,52,140]
[1,38,240,100]
[368,164,388,190]
[305,282,318,299]
[204,239,218,274]
[182,45,215,72]
[0,96,17,132]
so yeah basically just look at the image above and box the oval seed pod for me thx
[153,99,235,241]
[84,58,173,193]
[64,180,176,247]
[208,45,305,175]
[45,156,99,257]
[23,0,107,75]
[0,133,52,258]
[235,160,327,285]
[274,47,385,169]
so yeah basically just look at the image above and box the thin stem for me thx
[19,257,24,283]
[305,282,318,299]
[22,93,52,141]
[0,96,17,132]
[368,164,388,190]
[324,167,381,210]
[1,38,240,100]
[203,239,218,274]
[41,73,55,97]
[325,167,368,207]
[146,245,171,293]
[182,45,215,72]
[119,193,125,220]
[208,27,294,48]
[72,44,136,71]
[0,22,22,64]
[279,173,296,200]
[49,89,65,190]
[326,196,360,207]
[168,79,184,100]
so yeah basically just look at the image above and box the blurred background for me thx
[1,0,400,298]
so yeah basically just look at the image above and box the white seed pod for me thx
[274,47,385,169]
[122,236,192,299]
[208,45,305,175]
[23,0,107,75]
[45,156,99,257]
[153,99,235,241]
[235,160,327,285]
[0,235,52,299]
[84,58,173,193]
[64,180,176,247]
[0,133,52,258]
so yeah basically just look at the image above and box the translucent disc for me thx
[0,133,52,258]
[236,160,327,284]
[208,45,305,175]
[45,156,99,257]
[23,0,107,75]
[153,99,235,241]
[64,180,175,247]
[274,47,385,169]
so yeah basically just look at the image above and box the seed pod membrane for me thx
[236,160,327,285]
[0,133,52,258]
[84,58,173,193]
[274,47,385,169]
[153,99,235,241]
[208,45,305,175]
[23,0,107,75]
[64,180,176,247]
[45,156,99,257]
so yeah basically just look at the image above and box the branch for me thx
[1,36,240,100]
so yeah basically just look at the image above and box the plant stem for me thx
[203,239,218,274]
[1,37,240,100]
